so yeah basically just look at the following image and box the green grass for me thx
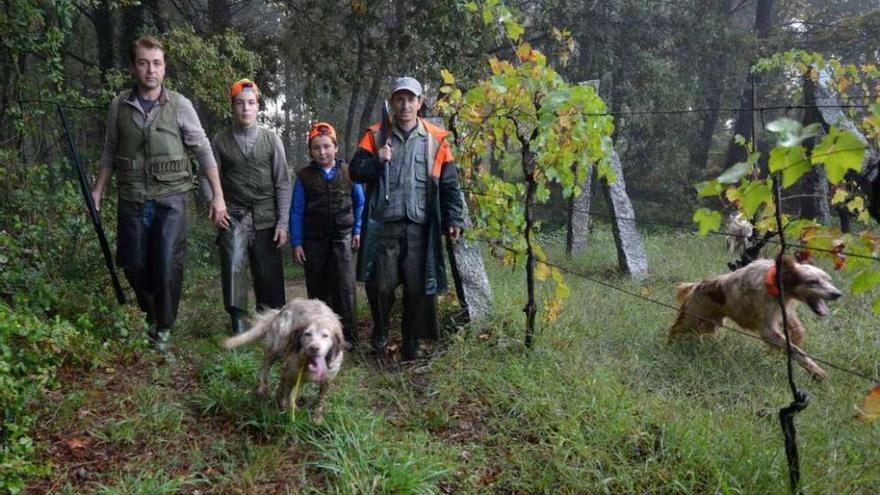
[27,221,880,494]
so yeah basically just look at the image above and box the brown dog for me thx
[670,256,842,380]
[223,298,344,421]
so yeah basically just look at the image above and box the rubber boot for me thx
[147,327,172,354]
[230,309,249,335]
[401,337,424,362]
[371,325,388,355]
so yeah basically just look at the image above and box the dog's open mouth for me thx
[807,298,831,317]
[308,355,328,381]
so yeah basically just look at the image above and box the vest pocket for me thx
[153,170,190,182]
[114,157,143,199]
[412,156,428,222]
[414,156,428,183]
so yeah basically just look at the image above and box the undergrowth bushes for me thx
[0,162,132,493]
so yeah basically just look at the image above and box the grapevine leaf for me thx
[768,146,810,188]
[693,208,722,236]
[854,385,880,423]
[851,271,880,295]
[696,179,723,198]
[740,181,772,218]
[812,127,865,184]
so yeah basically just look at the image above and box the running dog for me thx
[223,298,344,422]
[669,256,842,380]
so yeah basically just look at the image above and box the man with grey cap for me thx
[350,76,465,361]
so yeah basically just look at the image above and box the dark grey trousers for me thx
[365,220,439,343]
[116,193,187,330]
[303,234,357,342]
[217,211,285,314]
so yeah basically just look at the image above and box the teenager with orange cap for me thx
[208,78,292,334]
[289,122,364,347]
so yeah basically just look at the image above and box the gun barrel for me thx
[57,105,126,305]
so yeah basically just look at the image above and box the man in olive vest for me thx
[350,76,465,361]
[91,36,230,352]
[211,79,291,333]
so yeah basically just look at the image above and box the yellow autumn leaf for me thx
[503,251,515,267]
[854,385,880,423]
[847,196,865,213]
[838,77,851,94]
[535,261,550,282]
[441,68,456,85]
[542,296,563,322]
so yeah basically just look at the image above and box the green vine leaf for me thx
[812,127,866,184]
[693,208,722,236]
[852,271,880,295]
[696,179,723,198]
[739,180,772,218]
[768,146,810,188]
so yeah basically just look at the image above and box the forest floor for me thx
[24,222,880,494]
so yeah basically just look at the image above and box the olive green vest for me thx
[114,90,192,202]
[213,126,277,230]
[371,122,438,224]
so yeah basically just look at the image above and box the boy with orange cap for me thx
[289,122,364,347]
[209,79,292,334]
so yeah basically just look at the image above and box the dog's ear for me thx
[286,324,309,354]
[779,255,802,289]
[327,330,343,363]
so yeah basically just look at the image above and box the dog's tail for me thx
[222,309,280,349]
[676,283,695,306]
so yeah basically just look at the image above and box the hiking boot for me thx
[147,327,172,353]
[230,309,249,335]
[400,338,425,362]
[370,325,388,355]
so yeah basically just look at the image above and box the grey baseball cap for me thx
[391,76,423,97]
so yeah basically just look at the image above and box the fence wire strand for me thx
[473,237,880,385]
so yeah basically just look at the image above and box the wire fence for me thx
[460,186,880,263]
[472,236,880,385]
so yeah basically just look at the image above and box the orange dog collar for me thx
[765,264,780,297]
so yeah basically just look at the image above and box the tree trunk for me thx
[800,72,830,223]
[358,74,382,138]
[92,0,115,80]
[145,0,167,33]
[343,34,366,159]
[208,0,231,33]
[688,0,733,173]
[119,3,145,67]
[723,0,774,170]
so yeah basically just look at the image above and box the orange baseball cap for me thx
[230,78,260,100]
[308,122,337,144]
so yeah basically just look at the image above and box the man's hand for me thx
[210,197,230,229]
[351,234,361,252]
[448,226,462,242]
[91,189,102,212]
[292,246,306,265]
[274,227,288,248]
[90,167,112,213]
[378,143,392,164]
